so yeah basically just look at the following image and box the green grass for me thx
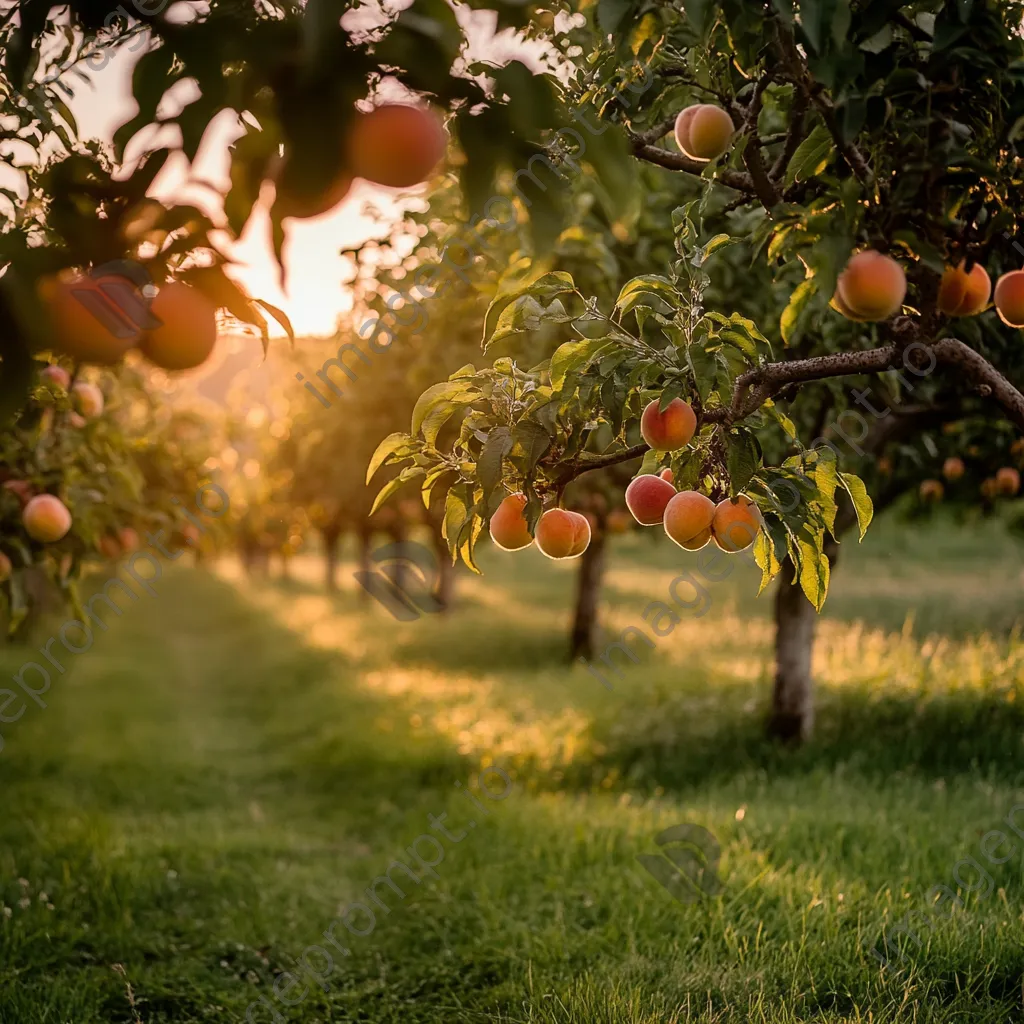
[1,513,1024,1022]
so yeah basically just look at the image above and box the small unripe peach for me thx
[347,105,446,189]
[23,494,72,543]
[994,269,1024,328]
[711,495,762,552]
[919,479,944,502]
[658,467,674,484]
[834,251,906,321]
[942,456,965,481]
[625,474,676,526]
[641,397,696,451]
[664,490,715,550]
[996,466,1020,496]
[937,260,991,317]
[489,493,533,551]
[3,480,34,507]
[674,104,734,162]
[40,364,71,390]
[71,381,104,419]
[0,551,11,582]
[535,508,588,559]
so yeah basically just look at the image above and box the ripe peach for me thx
[711,495,762,552]
[140,283,218,371]
[674,104,734,162]
[664,490,715,550]
[919,479,944,502]
[536,508,588,559]
[98,535,121,560]
[625,474,677,526]
[937,260,991,317]
[877,456,893,476]
[640,397,697,451]
[71,381,104,419]
[347,105,446,189]
[38,272,141,364]
[0,551,10,583]
[834,251,906,321]
[606,508,632,534]
[996,466,1021,496]
[118,527,141,552]
[994,269,1024,328]
[23,494,72,543]
[40,364,70,390]
[3,480,34,506]
[658,468,674,484]
[567,511,592,556]
[275,155,353,220]
[942,456,965,481]
[489,492,533,551]
[68,412,88,429]
[981,477,999,500]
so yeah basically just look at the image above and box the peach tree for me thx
[370,0,1024,738]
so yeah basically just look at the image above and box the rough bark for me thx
[569,518,607,661]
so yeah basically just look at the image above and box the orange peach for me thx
[711,495,762,552]
[996,466,1020,496]
[140,283,218,371]
[834,251,906,321]
[982,477,999,500]
[994,269,1024,328]
[567,510,592,556]
[118,527,141,552]
[23,494,72,543]
[0,551,10,583]
[98,535,121,560]
[625,474,677,526]
[489,492,533,551]
[919,479,943,502]
[71,381,104,419]
[674,104,734,162]
[658,468,674,483]
[1012,438,1024,461]
[606,508,632,534]
[347,105,446,189]
[664,490,715,550]
[40,364,70,390]
[641,397,697,451]
[937,260,991,317]
[39,272,141,364]
[535,508,587,559]
[942,456,965,481]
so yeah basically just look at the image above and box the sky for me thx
[58,5,547,338]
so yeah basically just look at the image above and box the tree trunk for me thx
[570,517,607,661]
[357,525,372,603]
[768,534,839,743]
[321,525,341,593]
[429,521,454,612]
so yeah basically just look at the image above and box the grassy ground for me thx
[1,513,1024,1022]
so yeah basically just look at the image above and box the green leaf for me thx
[367,432,415,484]
[615,274,678,316]
[780,276,816,346]
[784,124,834,187]
[839,472,874,539]
[254,299,295,344]
[813,451,839,535]
[482,271,576,346]
[369,475,405,516]
[513,420,553,472]
[726,430,761,495]
[411,381,478,437]
[753,526,782,595]
[797,529,830,611]
[443,485,470,549]
[478,426,513,506]
[549,337,614,389]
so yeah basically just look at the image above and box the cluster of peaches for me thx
[917,446,1023,503]
[829,249,1024,327]
[487,396,763,559]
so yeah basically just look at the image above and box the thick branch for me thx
[932,337,1024,430]
[629,138,756,194]
[769,90,808,181]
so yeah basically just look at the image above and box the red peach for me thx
[994,269,1024,328]
[834,251,906,321]
[23,494,72,543]
[641,397,697,451]
[625,474,677,526]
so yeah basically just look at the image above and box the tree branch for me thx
[932,337,1024,430]
[769,90,808,181]
[628,137,756,194]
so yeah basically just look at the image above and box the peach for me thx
[40,364,70,390]
[275,156,353,220]
[834,251,906,321]
[140,283,218,371]
[641,397,697,451]
[674,104,733,162]
[71,381,104,419]
[606,508,632,534]
[982,477,999,500]
[0,551,10,583]
[118,527,141,552]
[664,490,715,550]
[38,272,141,364]
[877,456,893,476]
[536,508,589,559]
[98,535,121,560]
[3,480,34,506]
[68,412,88,429]
[23,494,72,543]
[625,474,677,526]
[996,466,1020,496]
[1012,438,1024,461]
[919,479,943,502]
[942,456,965,481]
[347,105,446,189]
[489,492,533,551]
[937,260,991,317]
[711,495,762,552]
[994,269,1024,328]
[658,468,674,483]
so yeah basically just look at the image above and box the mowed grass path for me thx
[1,515,1024,1022]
